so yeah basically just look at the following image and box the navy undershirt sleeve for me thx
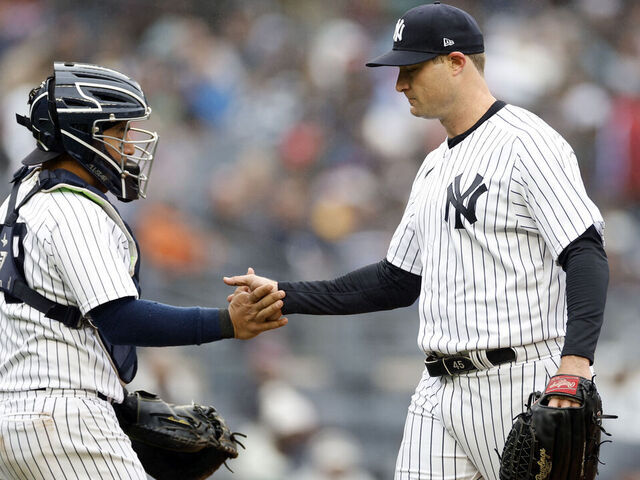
[88,298,235,346]
[557,225,609,364]
[279,259,421,315]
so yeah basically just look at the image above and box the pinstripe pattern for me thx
[387,104,602,478]
[0,170,138,401]
[0,169,144,477]
[387,105,603,355]
[395,340,562,480]
[0,390,146,480]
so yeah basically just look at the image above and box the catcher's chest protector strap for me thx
[0,167,82,325]
[0,166,140,383]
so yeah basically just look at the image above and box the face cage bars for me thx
[92,113,159,198]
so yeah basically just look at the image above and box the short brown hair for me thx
[467,53,485,75]
[432,53,485,75]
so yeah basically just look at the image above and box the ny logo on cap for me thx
[393,19,406,42]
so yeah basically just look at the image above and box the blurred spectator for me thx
[126,348,209,404]
[595,97,640,206]
[296,428,376,480]
[231,379,320,479]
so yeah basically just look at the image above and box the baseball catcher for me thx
[499,375,616,480]
[113,390,244,480]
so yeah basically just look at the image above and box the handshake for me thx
[223,267,284,339]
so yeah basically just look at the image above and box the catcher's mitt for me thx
[499,375,616,480]
[113,390,244,480]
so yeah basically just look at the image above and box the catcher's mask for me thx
[16,61,159,202]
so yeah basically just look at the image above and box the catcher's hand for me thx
[225,267,283,323]
[499,375,616,480]
[228,280,288,339]
[113,390,245,480]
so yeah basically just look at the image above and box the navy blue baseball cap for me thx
[366,2,484,67]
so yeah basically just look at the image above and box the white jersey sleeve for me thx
[386,157,437,275]
[513,130,604,259]
[45,190,139,315]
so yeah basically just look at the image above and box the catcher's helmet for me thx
[16,62,159,201]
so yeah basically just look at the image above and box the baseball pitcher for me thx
[224,3,613,479]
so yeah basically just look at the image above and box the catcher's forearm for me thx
[89,297,234,346]
[558,225,609,364]
[279,258,421,315]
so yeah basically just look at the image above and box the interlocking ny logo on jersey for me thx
[393,19,406,42]
[444,174,487,229]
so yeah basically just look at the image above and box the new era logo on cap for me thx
[366,2,485,67]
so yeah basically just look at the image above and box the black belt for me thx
[32,388,111,402]
[425,347,516,376]
[97,392,109,402]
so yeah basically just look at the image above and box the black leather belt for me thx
[425,347,516,376]
[97,392,110,402]
[32,387,111,402]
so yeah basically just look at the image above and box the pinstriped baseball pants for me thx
[0,389,147,480]
[394,339,564,480]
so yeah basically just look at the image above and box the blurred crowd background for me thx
[0,0,639,478]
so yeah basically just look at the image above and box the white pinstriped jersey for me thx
[387,104,603,356]
[0,168,139,401]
